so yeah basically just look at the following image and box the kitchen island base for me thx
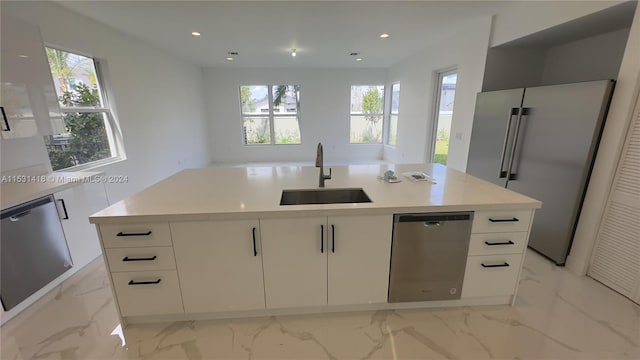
[90,164,540,327]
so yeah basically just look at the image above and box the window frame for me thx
[44,47,125,172]
[386,82,400,146]
[349,84,386,144]
[239,85,301,146]
[429,67,457,163]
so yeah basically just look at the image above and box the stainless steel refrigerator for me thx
[467,80,614,265]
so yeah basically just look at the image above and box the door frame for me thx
[428,67,458,163]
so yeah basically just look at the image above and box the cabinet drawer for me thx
[105,247,176,272]
[100,223,171,248]
[111,270,184,317]
[461,254,523,298]
[472,209,533,233]
[468,232,528,256]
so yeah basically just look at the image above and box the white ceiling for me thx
[55,1,510,68]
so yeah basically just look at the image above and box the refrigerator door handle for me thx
[498,108,519,178]
[506,108,529,180]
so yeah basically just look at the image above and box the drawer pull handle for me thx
[122,256,157,262]
[320,225,324,254]
[481,262,510,268]
[57,199,70,219]
[488,217,519,223]
[331,224,335,253]
[116,231,152,237]
[1,106,10,131]
[128,279,161,285]
[484,240,515,246]
[252,227,258,257]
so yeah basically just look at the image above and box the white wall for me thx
[541,28,630,85]
[490,1,624,47]
[482,27,629,92]
[204,68,385,164]
[568,4,640,275]
[384,17,492,171]
[0,1,211,203]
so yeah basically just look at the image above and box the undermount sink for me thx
[280,188,372,205]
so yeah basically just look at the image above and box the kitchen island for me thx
[90,164,541,325]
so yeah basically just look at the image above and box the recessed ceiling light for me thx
[291,49,297,57]
[356,58,363,62]
[380,33,390,38]
[18,54,28,58]
[226,57,234,61]
[191,31,201,37]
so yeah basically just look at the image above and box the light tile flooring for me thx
[2,250,639,359]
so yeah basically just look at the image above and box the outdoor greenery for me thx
[434,127,450,165]
[240,86,254,112]
[351,86,383,143]
[44,48,110,171]
[388,115,398,146]
[273,85,300,110]
[241,85,301,145]
[46,84,111,170]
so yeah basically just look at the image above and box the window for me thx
[350,85,385,144]
[240,85,301,145]
[43,48,124,171]
[432,70,457,165]
[387,83,400,145]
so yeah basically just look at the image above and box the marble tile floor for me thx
[1,250,639,360]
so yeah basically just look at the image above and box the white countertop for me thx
[89,164,541,224]
[1,171,104,209]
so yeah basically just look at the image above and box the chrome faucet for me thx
[315,142,331,187]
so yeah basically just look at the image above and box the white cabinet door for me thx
[261,217,327,309]
[54,182,108,269]
[1,15,64,139]
[327,215,392,305]
[171,220,266,313]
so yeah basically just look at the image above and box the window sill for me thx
[243,143,302,146]
[53,156,126,173]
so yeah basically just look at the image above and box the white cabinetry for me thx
[111,270,183,317]
[588,92,640,304]
[171,220,266,313]
[462,209,533,299]
[261,216,327,309]
[1,15,64,139]
[54,182,108,269]
[99,222,184,317]
[261,215,392,309]
[327,215,392,305]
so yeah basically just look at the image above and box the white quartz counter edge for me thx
[89,202,541,224]
[1,171,104,209]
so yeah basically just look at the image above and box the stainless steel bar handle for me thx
[498,108,519,178]
[506,108,528,181]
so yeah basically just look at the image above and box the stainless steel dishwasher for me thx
[1,195,73,311]
[388,212,473,302]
